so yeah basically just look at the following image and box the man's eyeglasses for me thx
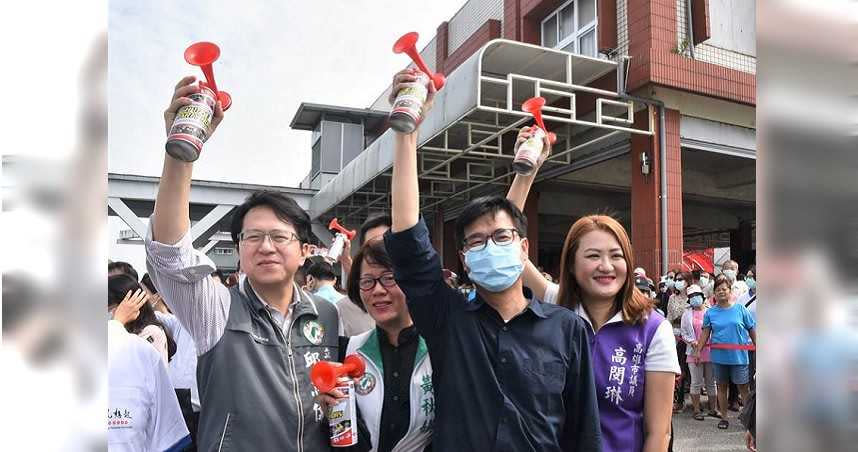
[462,228,520,252]
[358,273,398,291]
[239,230,300,245]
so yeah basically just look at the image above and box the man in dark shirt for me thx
[383,69,602,452]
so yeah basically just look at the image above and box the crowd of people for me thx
[107,71,758,451]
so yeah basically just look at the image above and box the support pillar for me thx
[631,107,683,276]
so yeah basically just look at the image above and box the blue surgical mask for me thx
[723,269,737,282]
[689,295,704,308]
[745,277,756,291]
[663,278,675,289]
[464,241,524,293]
[674,280,687,291]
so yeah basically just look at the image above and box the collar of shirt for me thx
[377,324,419,348]
[574,304,624,334]
[464,291,548,319]
[313,284,344,304]
[240,274,305,329]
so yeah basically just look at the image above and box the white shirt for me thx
[155,312,200,412]
[108,320,190,452]
[542,282,681,374]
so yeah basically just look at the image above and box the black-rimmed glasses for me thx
[462,228,520,252]
[358,273,398,291]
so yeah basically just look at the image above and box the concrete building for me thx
[290,0,756,278]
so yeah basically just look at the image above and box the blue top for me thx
[384,218,602,452]
[703,302,756,365]
[312,284,345,305]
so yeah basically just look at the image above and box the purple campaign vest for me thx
[588,312,664,452]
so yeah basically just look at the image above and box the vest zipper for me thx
[264,309,304,452]
[286,314,304,452]
[217,412,232,452]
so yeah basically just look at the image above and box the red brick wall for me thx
[436,21,449,74]
[626,0,755,105]
[504,0,521,40]
[630,107,683,275]
[444,19,502,75]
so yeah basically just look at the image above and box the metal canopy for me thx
[310,39,654,226]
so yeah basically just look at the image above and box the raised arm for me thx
[152,76,224,244]
[390,69,434,232]
[146,77,228,356]
[506,126,553,301]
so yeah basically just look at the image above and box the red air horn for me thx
[184,42,232,111]
[522,97,557,144]
[393,32,446,91]
[328,218,357,240]
[310,355,366,393]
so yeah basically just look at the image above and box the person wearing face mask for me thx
[698,272,713,300]
[384,69,602,452]
[680,285,718,421]
[720,260,738,284]
[736,266,757,320]
[667,272,691,330]
[666,272,691,412]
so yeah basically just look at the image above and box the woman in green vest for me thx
[318,239,434,452]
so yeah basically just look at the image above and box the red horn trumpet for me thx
[393,32,446,91]
[184,42,232,111]
[328,218,356,240]
[522,97,557,144]
[310,354,366,393]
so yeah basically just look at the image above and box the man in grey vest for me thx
[146,76,342,452]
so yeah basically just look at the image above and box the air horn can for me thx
[165,85,216,162]
[311,355,365,448]
[390,71,430,134]
[390,32,446,134]
[514,97,557,175]
[328,377,358,447]
[513,126,547,175]
[326,218,356,263]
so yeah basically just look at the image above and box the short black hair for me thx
[347,240,395,313]
[307,261,337,281]
[455,195,528,249]
[108,261,138,281]
[359,213,392,245]
[230,191,311,245]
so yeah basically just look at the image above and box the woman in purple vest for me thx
[515,216,681,452]
[506,133,680,451]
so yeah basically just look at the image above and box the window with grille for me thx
[541,0,598,57]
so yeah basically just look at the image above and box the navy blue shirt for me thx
[384,219,602,452]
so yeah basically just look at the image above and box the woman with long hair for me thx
[108,274,176,364]
[506,143,679,452]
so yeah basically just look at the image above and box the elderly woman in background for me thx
[680,284,718,421]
